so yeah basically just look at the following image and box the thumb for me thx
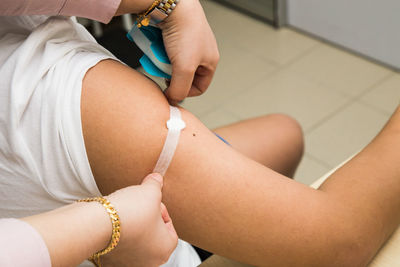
[161,202,177,237]
[164,64,194,103]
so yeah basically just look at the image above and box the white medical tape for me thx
[153,106,186,176]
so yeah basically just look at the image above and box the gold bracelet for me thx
[137,0,180,27]
[78,197,121,267]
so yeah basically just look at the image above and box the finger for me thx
[156,204,178,262]
[188,65,215,98]
[158,215,178,257]
[187,84,203,97]
[161,202,177,236]
[157,228,178,266]
[164,63,195,103]
[161,202,171,223]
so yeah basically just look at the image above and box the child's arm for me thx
[22,173,177,267]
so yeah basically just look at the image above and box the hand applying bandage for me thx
[102,173,178,267]
[20,173,177,267]
[126,0,219,104]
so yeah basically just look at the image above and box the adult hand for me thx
[103,173,178,267]
[159,0,219,103]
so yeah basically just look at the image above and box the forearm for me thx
[23,202,111,267]
[116,0,154,15]
[0,0,153,23]
[0,219,51,266]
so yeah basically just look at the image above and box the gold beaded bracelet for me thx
[78,197,121,267]
[137,0,180,27]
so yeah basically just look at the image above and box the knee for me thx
[269,113,304,155]
[262,113,304,171]
[276,113,303,156]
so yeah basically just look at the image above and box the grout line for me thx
[355,99,394,118]
[304,72,395,134]
[202,2,396,137]
[208,3,322,70]
[279,41,322,69]
[214,41,323,109]
[303,98,354,134]
[196,67,280,114]
[198,106,241,121]
[231,30,322,69]
[352,72,395,100]
[232,43,281,68]
[288,25,400,72]
[200,2,399,173]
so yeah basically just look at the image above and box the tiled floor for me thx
[180,0,400,185]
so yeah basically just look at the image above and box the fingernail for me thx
[150,173,163,184]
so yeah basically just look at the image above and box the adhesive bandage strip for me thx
[153,106,186,176]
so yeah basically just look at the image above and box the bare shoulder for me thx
[81,59,172,194]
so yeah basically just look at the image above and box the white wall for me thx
[287,0,400,69]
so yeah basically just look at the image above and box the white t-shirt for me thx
[0,15,200,267]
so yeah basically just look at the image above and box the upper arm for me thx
[81,60,366,266]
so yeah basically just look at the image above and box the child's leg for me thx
[213,115,304,177]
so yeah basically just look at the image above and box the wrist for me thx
[105,191,146,250]
[80,201,113,254]
[22,202,112,267]
[77,197,122,266]
[135,0,182,27]
[160,0,199,27]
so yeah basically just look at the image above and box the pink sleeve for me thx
[0,0,121,23]
[0,219,51,267]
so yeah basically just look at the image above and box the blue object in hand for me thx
[127,24,172,79]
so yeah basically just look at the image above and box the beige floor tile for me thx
[201,1,319,66]
[233,28,320,66]
[360,73,400,115]
[201,0,273,44]
[199,109,241,130]
[221,69,350,131]
[294,154,331,185]
[181,42,276,116]
[286,44,392,96]
[306,101,390,167]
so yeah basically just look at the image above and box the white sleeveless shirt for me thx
[0,15,200,267]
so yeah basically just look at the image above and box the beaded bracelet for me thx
[78,197,121,267]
